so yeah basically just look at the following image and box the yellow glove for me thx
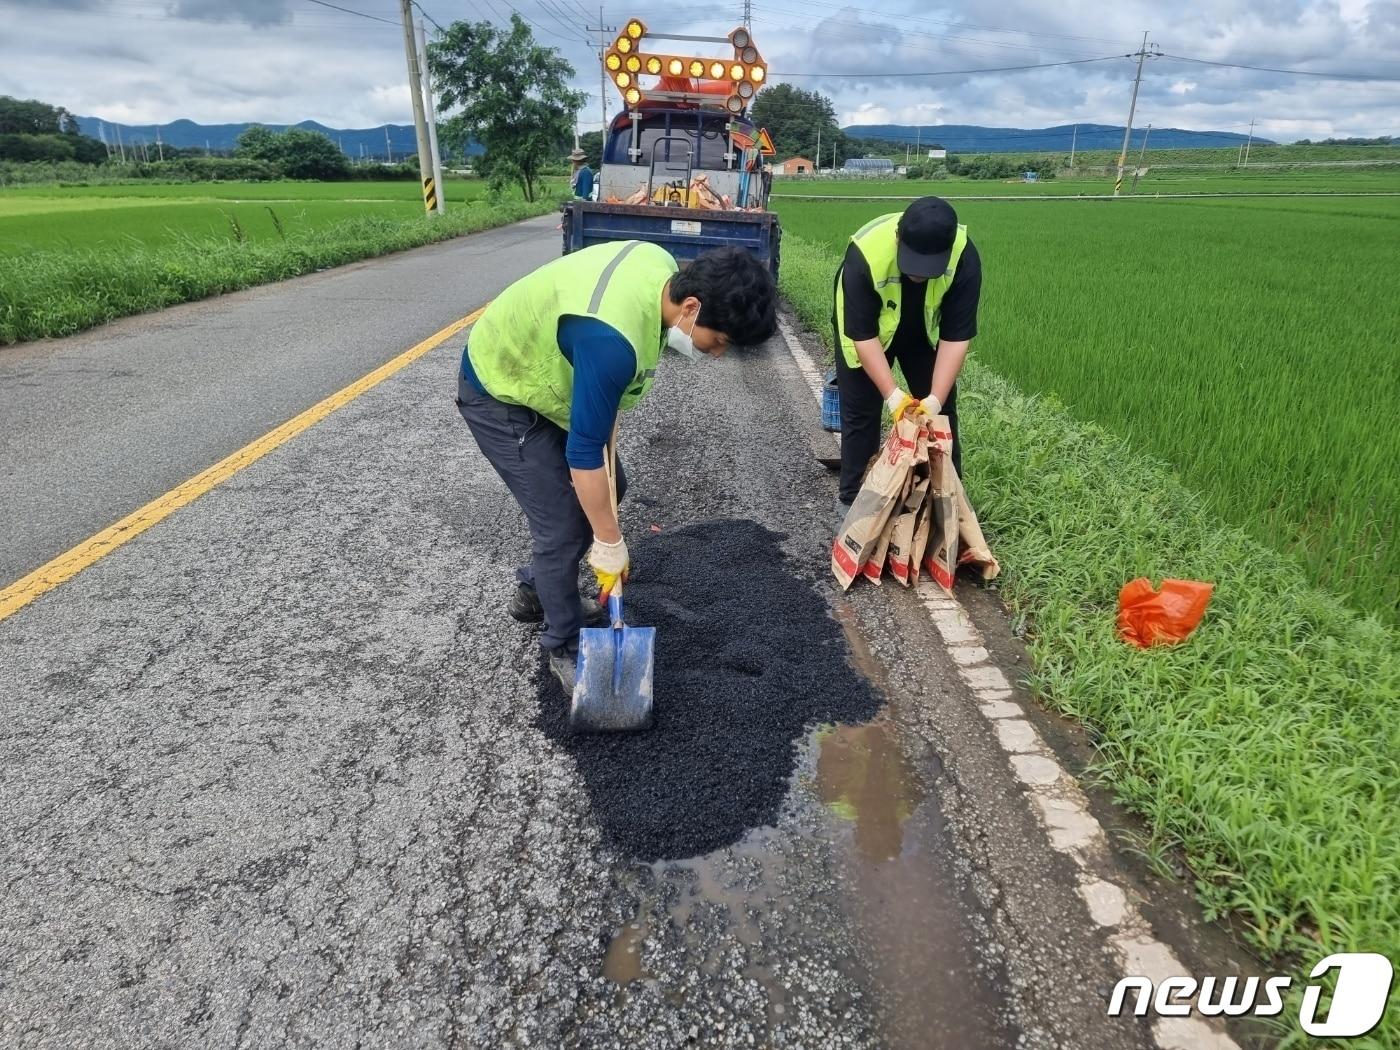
[587,536,629,596]
[884,389,923,421]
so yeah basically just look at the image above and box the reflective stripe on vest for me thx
[466,241,678,430]
[834,212,969,368]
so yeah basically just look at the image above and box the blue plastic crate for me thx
[821,370,841,431]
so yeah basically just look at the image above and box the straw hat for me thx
[568,147,587,161]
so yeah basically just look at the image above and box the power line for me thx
[412,1,446,34]
[773,54,1130,78]
[300,0,399,25]
[1159,53,1400,82]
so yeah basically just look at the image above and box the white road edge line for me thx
[774,316,1241,1050]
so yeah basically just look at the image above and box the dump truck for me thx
[560,19,781,278]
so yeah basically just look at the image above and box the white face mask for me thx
[666,306,703,362]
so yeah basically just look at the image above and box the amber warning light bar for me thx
[606,20,767,114]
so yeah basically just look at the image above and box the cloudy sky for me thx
[4,0,1397,140]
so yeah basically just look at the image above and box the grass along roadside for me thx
[774,196,1399,623]
[0,197,559,344]
[780,229,1399,1047]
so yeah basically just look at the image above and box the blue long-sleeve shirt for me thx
[460,314,636,470]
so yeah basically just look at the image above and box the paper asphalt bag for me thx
[832,416,924,590]
[887,476,930,587]
[920,417,959,594]
[955,474,1001,582]
[833,413,997,595]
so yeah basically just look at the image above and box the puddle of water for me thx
[602,915,649,985]
[832,601,887,686]
[812,601,1020,1048]
[814,719,924,862]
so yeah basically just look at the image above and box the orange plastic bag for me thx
[1117,578,1214,647]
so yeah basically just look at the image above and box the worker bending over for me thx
[457,243,777,692]
[832,196,982,517]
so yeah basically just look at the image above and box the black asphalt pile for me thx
[538,519,883,862]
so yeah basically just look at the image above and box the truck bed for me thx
[561,201,780,277]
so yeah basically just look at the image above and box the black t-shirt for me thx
[840,239,982,348]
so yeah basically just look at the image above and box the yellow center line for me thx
[0,306,487,624]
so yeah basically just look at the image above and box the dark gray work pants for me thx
[456,375,626,653]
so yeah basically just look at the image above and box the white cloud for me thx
[0,0,1395,138]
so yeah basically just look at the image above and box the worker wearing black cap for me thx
[832,196,982,512]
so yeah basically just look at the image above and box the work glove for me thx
[587,535,629,596]
[920,394,942,418]
[884,389,922,422]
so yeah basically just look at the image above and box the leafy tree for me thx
[234,125,279,162]
[749,84,848,166]
[235,125,349,180]
[428,15,585,202]
[580,129,603,170]
[0,96,75,136]
[275,128,350,179]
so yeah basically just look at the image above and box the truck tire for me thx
[769,220,782,281]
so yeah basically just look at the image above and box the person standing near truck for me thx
[569,147,594,200]
[832,196,982,515]
[456,242,776,692]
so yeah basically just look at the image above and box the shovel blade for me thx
[570,623,656,733]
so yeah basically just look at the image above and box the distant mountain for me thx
[73,117,484,159]
[843,123,1273,153]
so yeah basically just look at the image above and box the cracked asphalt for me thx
[0,217,1256,1049]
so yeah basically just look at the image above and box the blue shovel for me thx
[569,432,656,732]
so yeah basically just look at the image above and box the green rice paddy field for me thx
[772,167,1400,197]
[773,192,1399,624]
[0,178,558,256]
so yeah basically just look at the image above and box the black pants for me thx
[457,375,626,653]
[834,331,960,504]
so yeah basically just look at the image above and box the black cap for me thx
[896,197,958,278]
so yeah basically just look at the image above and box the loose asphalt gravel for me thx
[0,218,1263,1050]
[539,519,882,862]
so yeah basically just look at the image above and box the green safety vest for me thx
[467,240,678,430]
[834,212,969,368]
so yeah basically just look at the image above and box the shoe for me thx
[507,583,607,627]
[834,498,852,532]
[548,646,578,694]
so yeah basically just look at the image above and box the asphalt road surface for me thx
[0,218,1263,1049]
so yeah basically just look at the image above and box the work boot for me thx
[547,645,578,694]
[507,583,606,627]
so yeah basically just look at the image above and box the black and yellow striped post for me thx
[422,176,437,214]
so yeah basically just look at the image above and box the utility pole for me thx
[416,18,447,214]
[1069,123,1077,168]
[1114,32,1157,197]
[1242,118,1256,168]
[115,125,125,163]
[816,127,822,172]
[587,8,616,137]
[385,125,393,163]
[399,0,436,214]
[1130,123,1151,192]
[742,0,752,30]
[155,127,164,162]
[206,139,211,156]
